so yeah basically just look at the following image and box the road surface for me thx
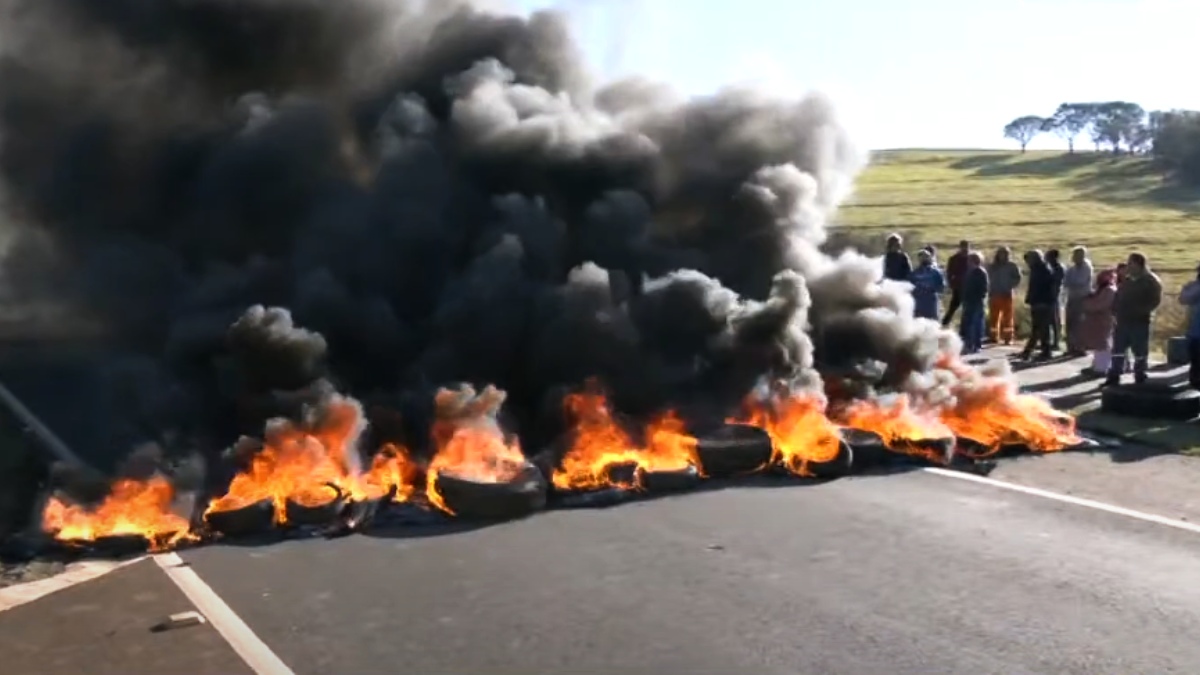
[9,467,1196,674]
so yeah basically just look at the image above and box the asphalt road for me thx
[167,469,1200,675]
[0,558,251,675]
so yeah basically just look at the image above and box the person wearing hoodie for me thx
[1062,246,1095,357]
[1021,248,1056,360]
[986,246,1022,345]
[883,233,913,282]
[909,248,946,320]
[1105,252,1163,386]
[1177,262,1200,389]
[959,252,989,353]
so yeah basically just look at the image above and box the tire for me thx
[284,484,348,527]
[204,499,276,538]
[60,533,149,559]
[636,465,702,493]
[431,464,548,521]
[806,440,855,479]
[695,424,774,479]
[841,429,889,467]
[1100,382,1200,420]
[888,436,955,465]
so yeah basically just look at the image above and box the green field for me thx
[834,149,1200,338]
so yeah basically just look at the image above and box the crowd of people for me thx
[881,234,1200,390]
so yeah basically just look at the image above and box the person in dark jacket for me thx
[1105,252,1163,386]
[882,233,912,282]
[959,252,989,354]
[941,240,970,328]
[1020,249,1056,360]
[1045,248,1066,349]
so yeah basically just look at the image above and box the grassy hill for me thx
[835,149,1200,339]
[838,149,1200,285]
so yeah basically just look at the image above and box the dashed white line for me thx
[154,552,295,675]
[922,466,1200,535]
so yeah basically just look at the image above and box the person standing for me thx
[960,252,989,354]
[986,246,1021,345]
[1020,249,1056,360]
[909,248,946,320]
[1062,246,1095,357]
[883,233,912,282]
[1079,269,1117,376]
[1176,263,1200,389]
[1105,252,1163,386]
[941,240,970,328]
[1045,248,1066,350]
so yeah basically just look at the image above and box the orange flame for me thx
[836,398,955,463]
[204,396,418,524]
[941,383,1080,456]
[425,385,529,515]
[552,391,700,491]
[41,476,195,551]
[730,391,842,476]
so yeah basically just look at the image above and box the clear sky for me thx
[514,0,1197,150]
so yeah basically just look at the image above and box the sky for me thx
[514,0,1198,150]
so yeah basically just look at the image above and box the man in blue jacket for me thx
[909,248,946,320]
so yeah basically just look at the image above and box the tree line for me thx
[1002,102,1200,185]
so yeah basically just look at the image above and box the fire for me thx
[425,385,529,515]
[204,396,419,525]
[941,381,1080,456]
[935,357,1080,455]
[836,398,955,463]
[552,391,700,491]
[730,391,843,476]
[41,476,194,551]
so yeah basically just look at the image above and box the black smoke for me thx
[0,0,967,475]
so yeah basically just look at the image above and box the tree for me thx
[1088,101,1145,154]
[1149,109,1200,184]
[1003,116,1045,153]
[1042,103,1094,153]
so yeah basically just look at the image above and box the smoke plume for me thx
[0,0,969,476]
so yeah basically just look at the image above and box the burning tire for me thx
[841,429,889,467]
[63,534,150,558]
[284,484,348,527]
[203,499,276,538]
[637,465,702,493]
[430,464,547,521]
[805,439,855,479]
[1100,382,1200,421]
[695,424,773,478]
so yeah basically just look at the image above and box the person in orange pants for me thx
[986,246,1022,344]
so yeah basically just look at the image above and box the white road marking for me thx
[155,552,295,675]
[0,556,146,613]
[922,467,1200,535]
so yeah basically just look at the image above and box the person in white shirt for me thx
[1062,246,1094,357]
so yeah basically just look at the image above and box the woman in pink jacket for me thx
[1079,269,1117,375]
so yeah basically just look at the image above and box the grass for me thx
[833,149,1200,342]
